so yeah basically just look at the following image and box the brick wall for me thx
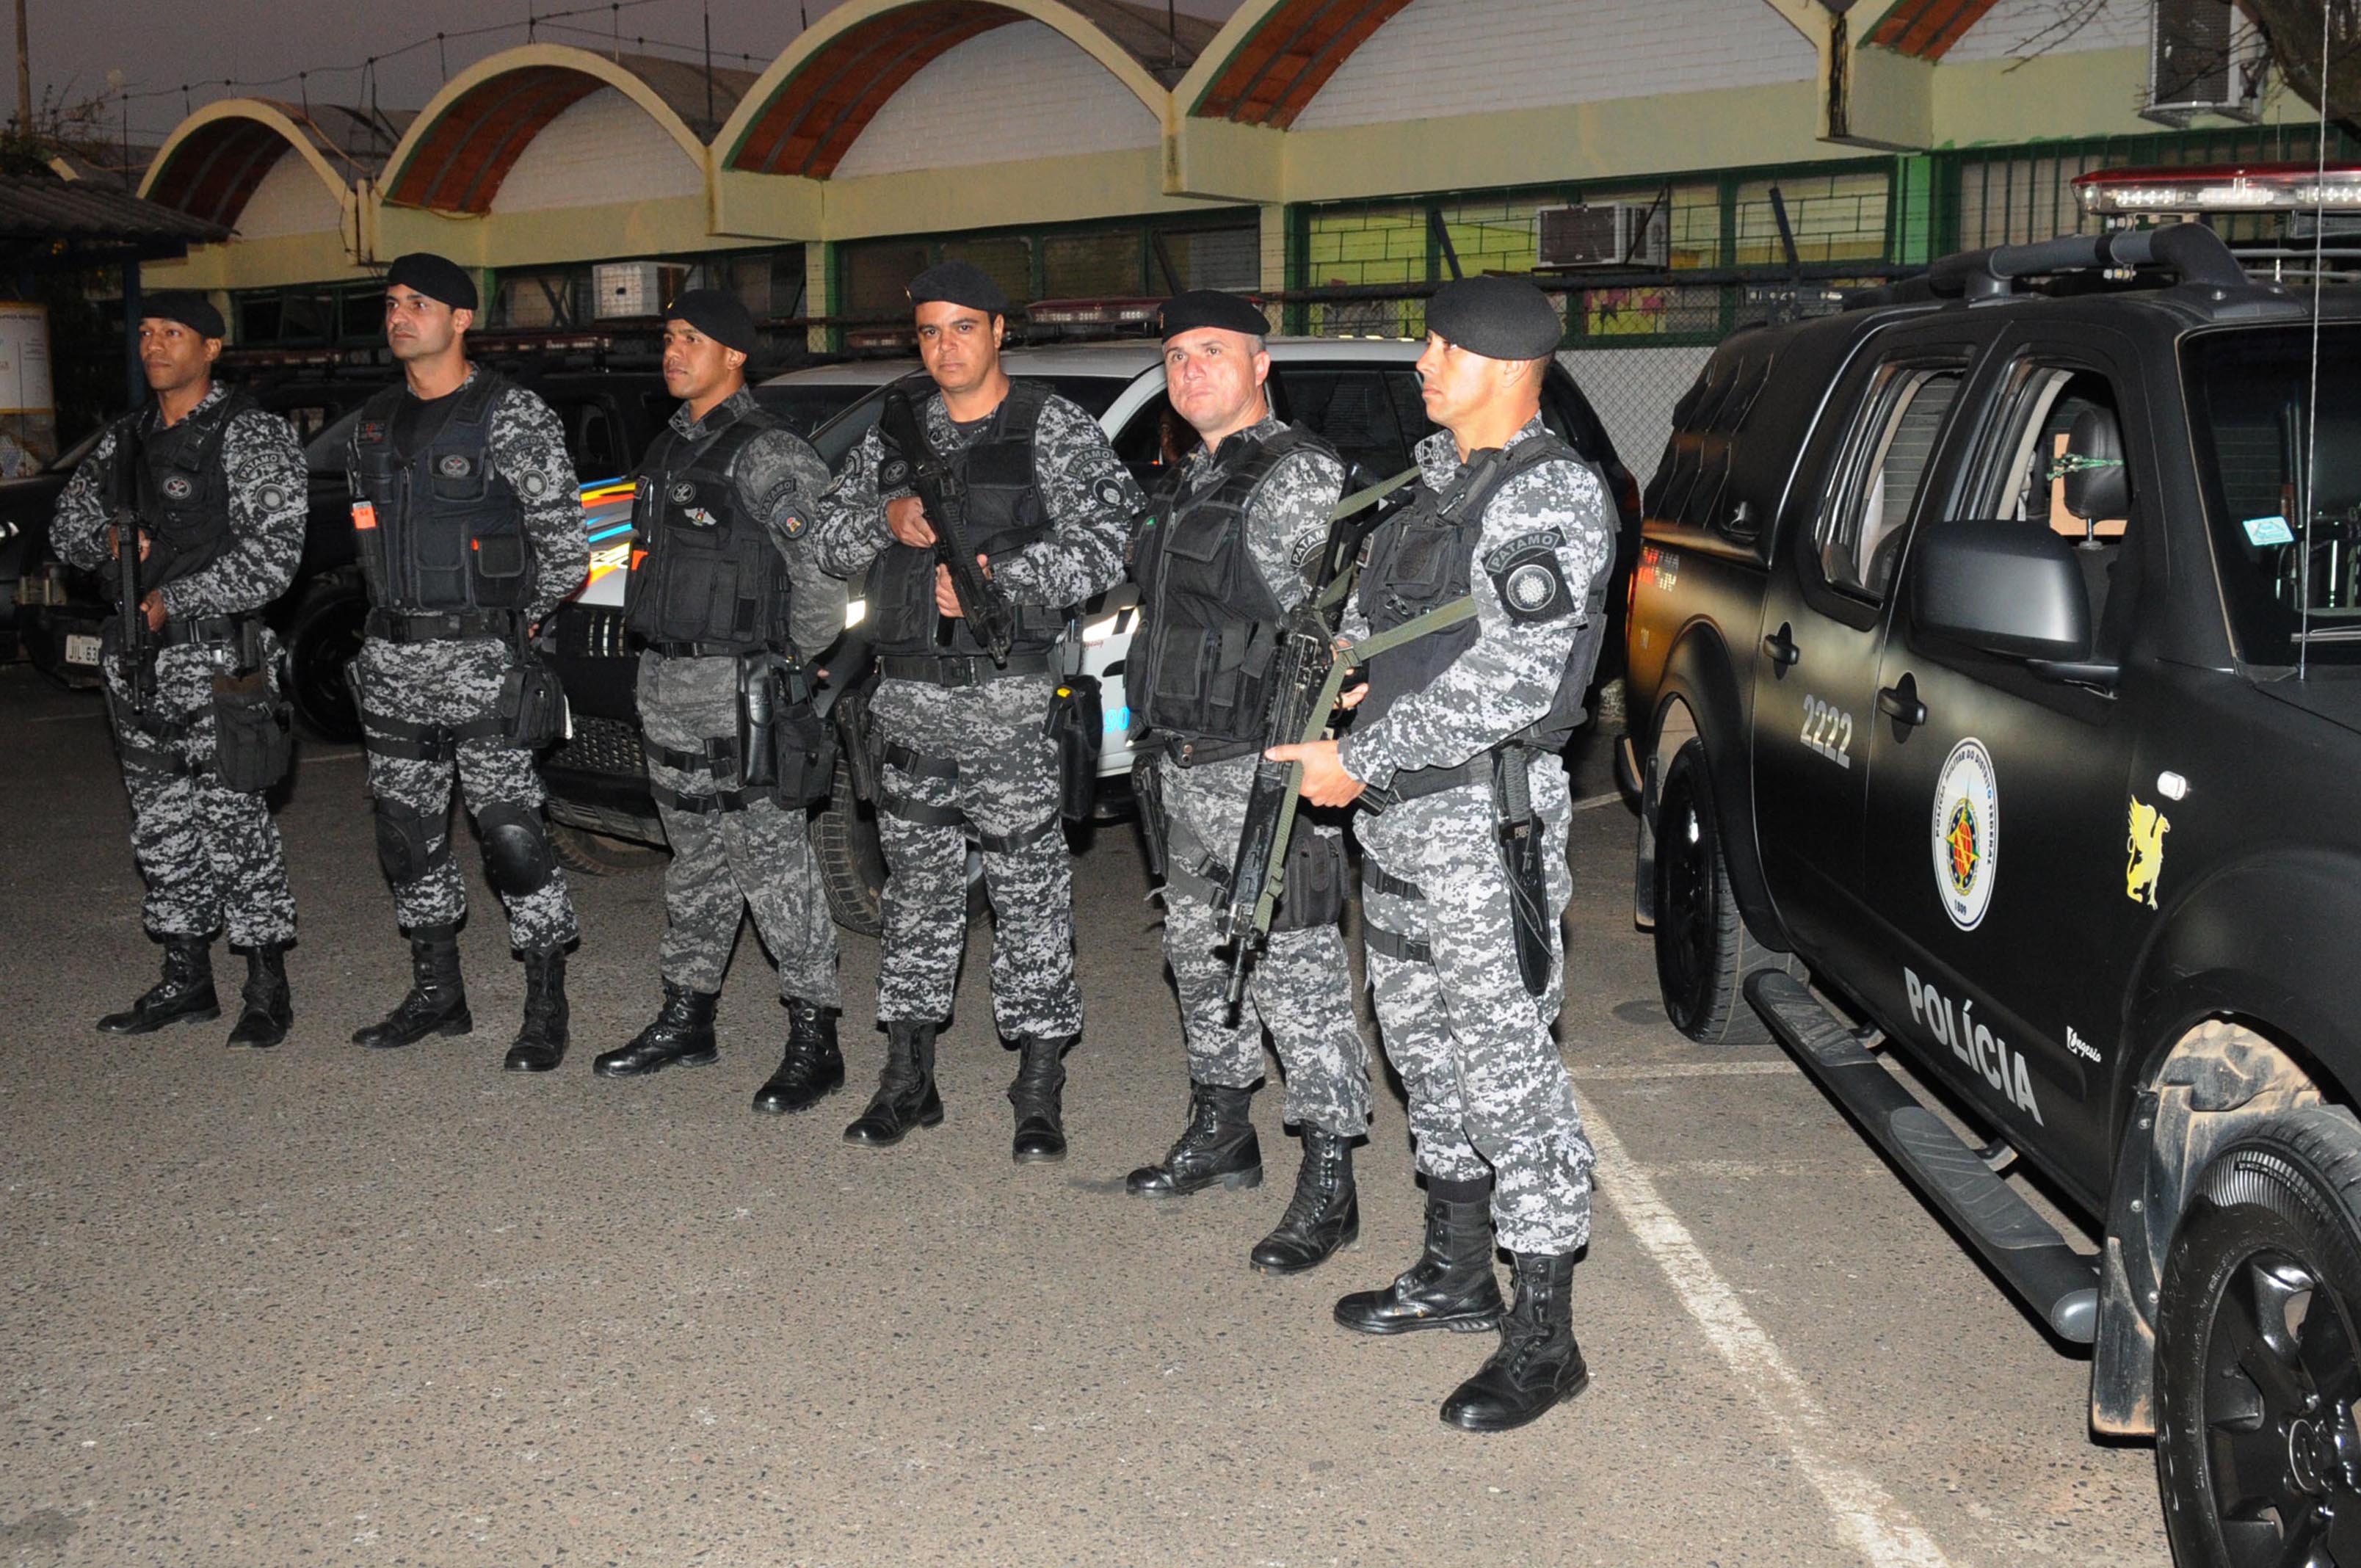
[832,21,1160,178]
[1291,0,1819,132]
[493,87,703,214]
[236,149,341,239]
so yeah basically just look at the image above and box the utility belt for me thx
[645,650,833,813]
[875,741,1062,854]
[648,736,766,816]
[877,650,1059,686]
[648,640,752,660]
[1145,732,1263,769]
[366,607,522,644]
[1358,755,1489,815]
[156,614,252,650]
[110,614,291,794]
[1152,798,1346,934]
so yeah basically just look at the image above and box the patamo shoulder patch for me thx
[1484,528,1573,623]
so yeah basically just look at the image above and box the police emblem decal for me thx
[1930,738,2000,931]
[519,471,549,499]
[162,475,195,501]
[1506,562,1558,614]
[438,454,471,479]
[669,480,697,505]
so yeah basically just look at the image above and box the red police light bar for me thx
[2074,164,2361,216]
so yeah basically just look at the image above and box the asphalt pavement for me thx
[0,662,2168,1567]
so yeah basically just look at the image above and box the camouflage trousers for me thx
[871,672,1080,1041]
[639,651,838,1006]
[354,635,576,952]
[104,632,296,948]
[1356,752,1593,1255]
[1155,752,1370,1136]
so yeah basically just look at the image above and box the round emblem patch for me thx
[438,454,472,479]
[519,471,549,499]
[161,474,195,501]
[1930,737,2000,931]
[255,484,287,513]
[1093,477,1131,509]
[1505,562,1559,615]
[668,480,697,505]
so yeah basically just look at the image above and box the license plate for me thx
[64,633,101,667]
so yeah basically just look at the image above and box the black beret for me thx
[1427,276,1563,360]
[664,288,757,355]
[385,252,479,313]
[907,259,1007,316]
[142,290,223,339]
[1157,289,1269,341]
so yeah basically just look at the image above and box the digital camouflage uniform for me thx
[809,390,1139,1040]
[1150,415,1369,1136]
[51,384,305,948]
[1339,418,1611,1257]
[347,370,587,951]
[637,388,846,1005]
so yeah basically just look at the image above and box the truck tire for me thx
[812,752,887,937]
[2155,1106,2361,1568]
[549,821,667,876]
[1651,738,1777,1045]
[808,752,990,938]
[282,567,368,743]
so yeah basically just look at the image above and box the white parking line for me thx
[1585,1105,1955,1568]
[1578,1060,1793,1081]
[1572,790,1626,812]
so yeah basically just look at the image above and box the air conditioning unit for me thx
[2144,0,2263,127]
[590,261,688,321]
[1537,203,1669,269]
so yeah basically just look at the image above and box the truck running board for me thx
[1744,970,2098,1344]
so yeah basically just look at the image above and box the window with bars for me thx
[835,213,1261,324]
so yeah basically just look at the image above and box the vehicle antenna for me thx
[2300,0,2329,681]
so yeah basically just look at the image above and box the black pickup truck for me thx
[1624,221,2361,1563]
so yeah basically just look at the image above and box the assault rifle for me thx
[110,505,155,715]
[876,388,1017,665]
[1212,467,1418,1013]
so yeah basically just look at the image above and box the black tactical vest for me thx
[623,403,792,652]
[866,380,1071,660]
[347,369,532,613]
[1354,432,1606,780]
[104,389,250,600]
[1129,424,1332,747]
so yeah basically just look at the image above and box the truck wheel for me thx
[283,567,367,744]
[808,754,993,938]
[2156,1107,2361,1568]
[812,752,886,937]
[1651,739,1775,1045]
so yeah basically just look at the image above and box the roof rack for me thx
[1848,221,2265,310]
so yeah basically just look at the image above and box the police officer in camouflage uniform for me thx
[344,253,588,1070]
[808,260,1141,1161]
[52,292,305,1048]
[1122,290,1371,1275]
[1272,276,1611,1432]
[592,290,849,1111]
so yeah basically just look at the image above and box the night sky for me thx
[29,0,1241,146]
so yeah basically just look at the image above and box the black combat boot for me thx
[594,981,718,1078]
[1250,1130,1360,1274]
[1007,1034,1071,1164]
[752,999,843,1114]
[842,1021,943,1147]
[502,948,569,1072]
[224,943,292,1049]
[1333,1180,1505,1335]
[352,923,471,1048]
[1439,1252,1589,1431]
[99,936,220,1035]
[1125,1081,1262,1197]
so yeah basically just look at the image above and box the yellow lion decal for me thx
[2125,796,2170,909]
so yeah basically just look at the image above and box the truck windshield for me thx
[2186,323,2361,664]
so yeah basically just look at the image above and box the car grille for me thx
[549,713,645,778]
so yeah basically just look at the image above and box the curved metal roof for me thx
[382,48,755,215]
[725,0,1214,181]
[139,99,402,230]
[1186,0,1417,129]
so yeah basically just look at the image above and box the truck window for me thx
[1821,366,1962,599]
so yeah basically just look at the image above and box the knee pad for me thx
[476,800,556,898]
[373,799,447,884]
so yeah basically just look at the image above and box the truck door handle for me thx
[1876,674,1926,728]
[1762,624,1799,666]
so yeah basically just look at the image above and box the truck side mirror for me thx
[1911,520,2103,672]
